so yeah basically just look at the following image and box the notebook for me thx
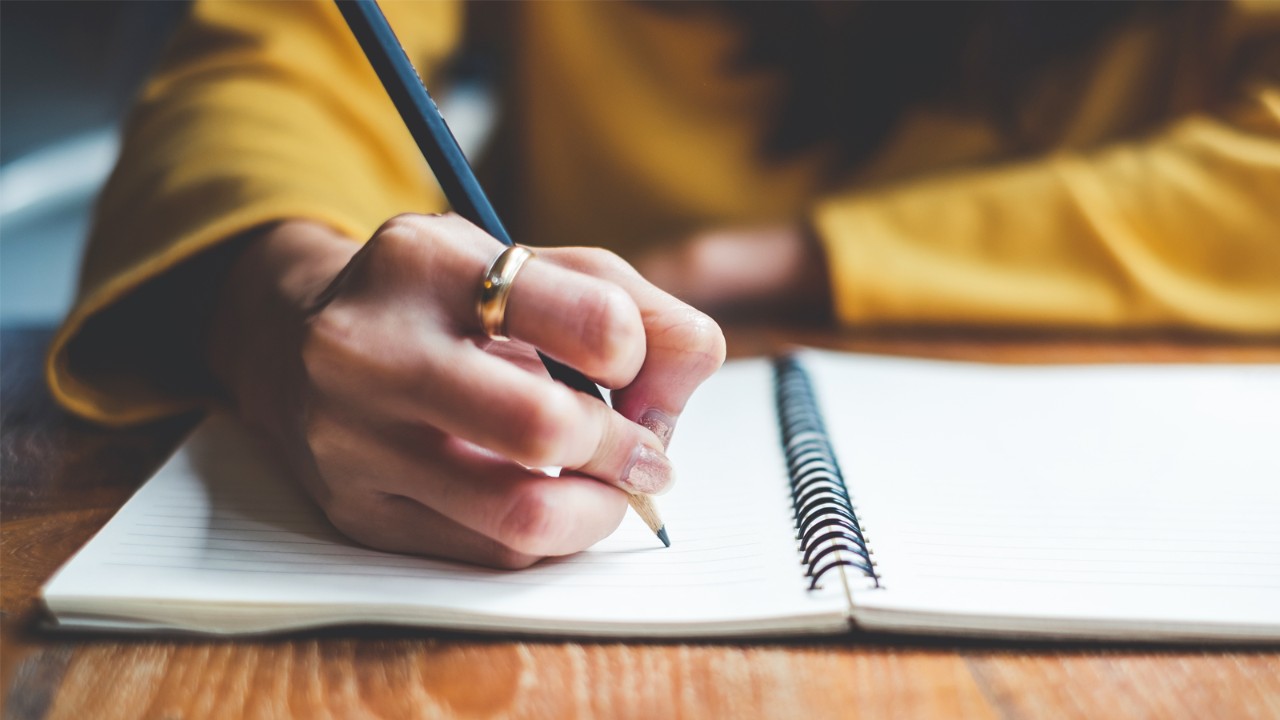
[41,350,1280,641]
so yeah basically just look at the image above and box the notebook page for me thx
[43,360,849,637]
[803,351,1280,641]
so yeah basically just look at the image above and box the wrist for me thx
[208,220,358,424]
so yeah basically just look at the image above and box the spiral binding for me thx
[774,356,880,590]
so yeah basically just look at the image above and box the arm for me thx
[640,14,1280,335]
[48,0,727,566]
[208,215,723,567]
[48,0,460,424]
[812,93,1280,333]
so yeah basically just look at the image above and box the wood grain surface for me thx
[3,325,1278,720]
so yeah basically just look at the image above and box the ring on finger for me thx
[477,245,535,341]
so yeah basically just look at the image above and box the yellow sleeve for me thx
[814,40,1280,334]
[46,0,461,425]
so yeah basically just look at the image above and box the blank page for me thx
[43,360,848,637]
[802,351,1280,641]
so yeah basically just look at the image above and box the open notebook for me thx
[42,351,1280,641]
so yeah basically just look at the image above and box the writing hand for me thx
[209,214,724,568]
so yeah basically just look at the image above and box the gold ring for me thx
[477,245,534,341]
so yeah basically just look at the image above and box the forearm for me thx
[812,108,1280,333]
[49,1,457,425]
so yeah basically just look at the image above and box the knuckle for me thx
[371,216,429,262]
[563,246,633,277]
[690,312,729,366]
[662,311,727,373]
[497,485,566,555]
[300,413,347,484]
[506,391,577,466]
[319,492,373,543]
[367,213,491,297]
[575,285,644,376]
[367,214,458,274]
[484,545,542,571]
[373,213,421,237]
[299,308,357,392]
[301,406,333,452]
[373,212,459,239]
[584,247,632,275]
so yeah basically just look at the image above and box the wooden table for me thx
[4,325,1279,719]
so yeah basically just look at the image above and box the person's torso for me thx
[453,2,1250,256]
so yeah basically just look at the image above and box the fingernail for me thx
[621,445,675,495]
[638,409,677,449]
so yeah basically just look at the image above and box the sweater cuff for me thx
[46,204,367,426]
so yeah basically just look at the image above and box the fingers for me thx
[317,213,717,489]
[366,214,649,389]
[537,247,727,449]
[395,343,675,494]
[309,416,629,560]
[367,217,724,424]
[611,307,725,448]
[503,259,646,388]
[330,494,543,570]
[267,214,722,569]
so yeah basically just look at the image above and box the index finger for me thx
[537,247,727,448]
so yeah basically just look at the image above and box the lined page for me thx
[43,360,849,637]
[803,351,1280,640]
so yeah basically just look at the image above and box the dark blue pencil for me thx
[334,0,669,547]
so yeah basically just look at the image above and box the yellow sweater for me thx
[49,1,1280,425]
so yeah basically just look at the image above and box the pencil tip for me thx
[657,526,670,548]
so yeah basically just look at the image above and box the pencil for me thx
[334,0,669,547]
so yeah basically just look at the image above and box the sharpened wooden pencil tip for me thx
[627,494,667,547]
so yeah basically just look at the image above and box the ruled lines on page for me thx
[102,487,774,589]
[43,359,852,635]
[863,496,1280,590]
[803,350,1280,637]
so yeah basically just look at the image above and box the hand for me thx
[633,225,832,323]
[208,214,725,568]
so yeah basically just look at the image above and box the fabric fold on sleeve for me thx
[813,83,1280,334]
[46,0,460,425]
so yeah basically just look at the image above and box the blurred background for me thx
[0,1,493,328]
[1,1,188,326]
